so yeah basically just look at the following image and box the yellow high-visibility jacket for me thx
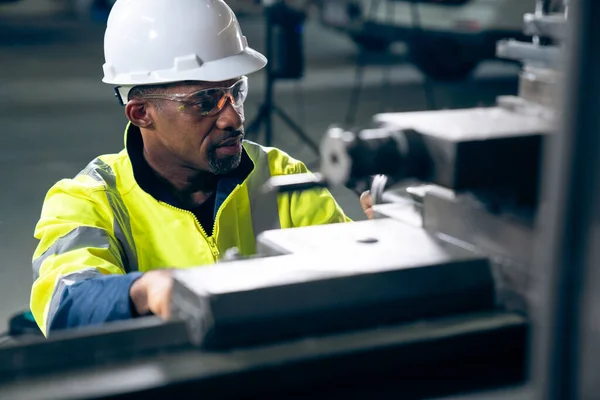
[31,124,350,335]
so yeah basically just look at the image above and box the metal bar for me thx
[0,318,191,382]
[0,312,527,400]
[496,40,560,67]
[530,0,600,398]
[263,172,327,193]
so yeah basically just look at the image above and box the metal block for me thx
[421,186,535,266]
[523,12,566,40]
[172,219,494,349]
[518,65,560,109]
[421,186,536,313]
[373,107,548,201]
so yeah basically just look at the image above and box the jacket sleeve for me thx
[286,161,353,227]
[30,178,140,336]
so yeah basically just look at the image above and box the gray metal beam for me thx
[531,0,600,398]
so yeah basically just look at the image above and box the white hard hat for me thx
[102,0,267,103]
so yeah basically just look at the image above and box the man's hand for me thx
[360,191,374,220]
[129,269,174,319]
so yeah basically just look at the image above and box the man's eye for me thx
[193,99,215,110]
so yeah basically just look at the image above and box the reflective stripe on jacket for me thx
[31,124,350,335]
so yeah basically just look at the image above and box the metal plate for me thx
[171,219,494,349]
[257,217,476,258]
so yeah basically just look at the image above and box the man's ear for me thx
[125,100,155,129]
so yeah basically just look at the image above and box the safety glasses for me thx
[138,76,248,116]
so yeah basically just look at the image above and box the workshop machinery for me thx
[1,0,594,399]
[317,0,535,81]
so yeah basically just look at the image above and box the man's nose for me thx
[215,99,244,130]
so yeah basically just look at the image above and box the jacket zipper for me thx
[159,201,220,259]
[158,184,242,260]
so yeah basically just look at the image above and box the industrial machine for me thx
[318,0,536,80]
[2,0,594,399]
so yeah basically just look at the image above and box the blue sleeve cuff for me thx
[48,271,144,334]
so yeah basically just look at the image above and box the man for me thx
[30,0,355,336]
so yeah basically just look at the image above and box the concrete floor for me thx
[0,12,519,331]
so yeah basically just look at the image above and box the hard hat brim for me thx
[198,47,268,82]
[103,47,268,86]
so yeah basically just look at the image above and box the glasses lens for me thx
[188,78,248,116]
[231,78,248,105]
[191,89,223,115]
